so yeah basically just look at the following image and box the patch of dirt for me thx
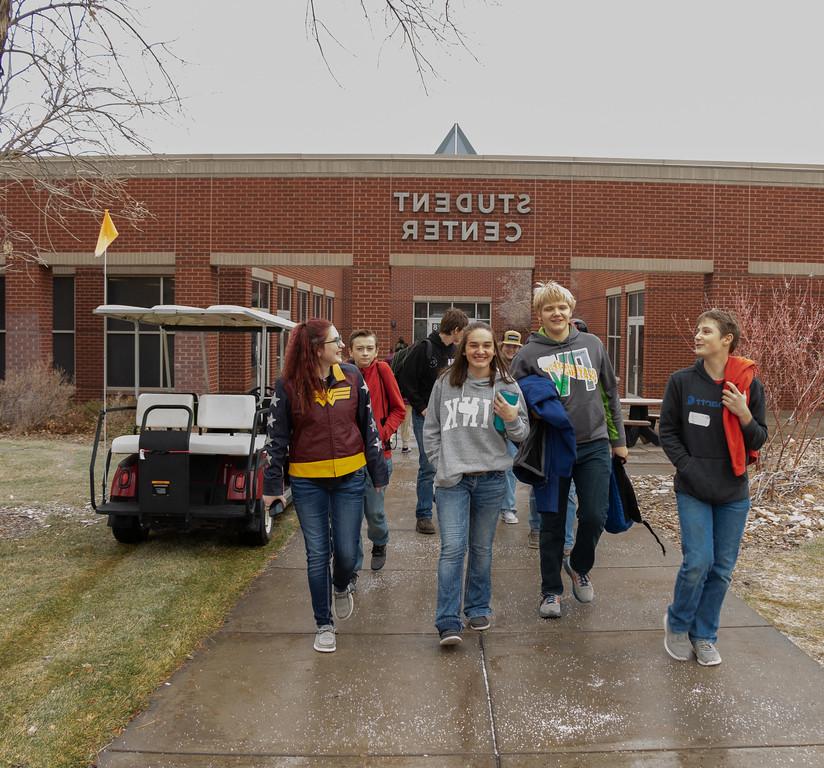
[635,439,824,665]
[0,503,100,540]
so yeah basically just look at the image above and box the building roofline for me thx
[8,153,824,187]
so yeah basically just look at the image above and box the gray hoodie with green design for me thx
[510,328,625,447]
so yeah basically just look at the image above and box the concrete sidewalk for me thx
[99,449,824,767]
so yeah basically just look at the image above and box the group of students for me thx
[262,280,767,665]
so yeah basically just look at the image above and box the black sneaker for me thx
[370,544,387,571]
[415,518,436,535]
[439,628,463,646]
[468,615,491,631]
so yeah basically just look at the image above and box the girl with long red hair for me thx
[263,319,388,653]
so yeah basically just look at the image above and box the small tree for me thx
[496,271,532,334]
[0,0,181,269]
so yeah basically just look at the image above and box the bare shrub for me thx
[726,279,824,501]
[0,362,76,433]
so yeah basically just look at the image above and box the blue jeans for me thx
[291,470,366,627]
[529,483,576,550]
[668,492,750,644]
[412,410,435,519]
[354,458,393,571]
[502,440,518,512]
[434,472,505,632]
[540,439,611,596]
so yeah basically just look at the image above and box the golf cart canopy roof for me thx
[93,304,296,332]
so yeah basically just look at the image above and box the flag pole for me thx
[102,246,108,467]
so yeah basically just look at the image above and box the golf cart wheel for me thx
[111,516,150,544]
[243,498,273,547]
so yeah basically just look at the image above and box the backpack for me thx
[390,338,433,381]
[606,456,666,555]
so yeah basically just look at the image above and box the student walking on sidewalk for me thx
[510,282,626,619]
[263,319,388,654]
[423,323,529,646]
[397,308,468,535]
[661,309,767,667]
[350,329,406,575]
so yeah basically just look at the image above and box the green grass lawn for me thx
[0,437,297,768]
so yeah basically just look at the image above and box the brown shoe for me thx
[415,517,436,535]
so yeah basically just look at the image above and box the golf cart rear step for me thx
[98,502,251,519]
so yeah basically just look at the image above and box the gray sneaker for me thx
[501,510,519,524]
[313,624,336,653]
[693,639,722,666]
[563,559,594,603]
[663,614,692,661]
[528,529,540,549]
[539,594,561,618]
[332,584,354,621]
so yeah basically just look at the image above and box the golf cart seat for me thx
[188,394,266,456]
[111,393,195,454]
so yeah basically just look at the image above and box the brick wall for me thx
[3,169,823,404]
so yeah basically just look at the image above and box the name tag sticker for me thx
[688,411,711,427]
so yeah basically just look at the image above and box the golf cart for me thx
[89,303,295,545]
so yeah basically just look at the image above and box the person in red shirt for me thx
[350,329,407,574]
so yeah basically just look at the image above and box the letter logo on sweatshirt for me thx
[536,349,597,395]
[443,396,492,431]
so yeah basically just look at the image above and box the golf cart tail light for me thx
[119,469,131,488]
[233,474,246,492]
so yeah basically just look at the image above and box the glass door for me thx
[626,292,645,396]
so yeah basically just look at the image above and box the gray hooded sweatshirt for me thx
[423,371,529,488]
[510,328,625,447]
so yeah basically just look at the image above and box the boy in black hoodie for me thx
[397,307,468,534]
[661,309,767,667]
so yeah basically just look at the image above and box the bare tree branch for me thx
[305,0,476,92]
[0,0,182,269]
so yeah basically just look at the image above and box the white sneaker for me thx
[501,510,519,525]
[314,625,336,653]
[539,594,561,618]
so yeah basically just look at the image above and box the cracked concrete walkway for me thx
[98,448,824,767]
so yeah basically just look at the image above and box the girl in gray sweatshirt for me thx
[423,322,528,647]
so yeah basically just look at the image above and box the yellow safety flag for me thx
[94,209,119,257]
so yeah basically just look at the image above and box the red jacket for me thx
[360,359,406,458]
[723,355,759,476]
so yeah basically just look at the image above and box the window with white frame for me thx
[251,279,271,382]
[53,276,75,381]
[606,293,621,370]
[106,276,174,388]
[312,291,323,318]
[412,300,490,342]
[326,296,334,321]
[626,291,645,396]
[277,285,292,318]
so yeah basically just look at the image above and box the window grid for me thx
[412,300,491,342]
[312,292,323,318]
[297,289,309,322]
[105,276,174,389]
[52,276,76,381]
[606,294,621,370]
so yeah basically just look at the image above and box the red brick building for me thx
[2,154,823,401]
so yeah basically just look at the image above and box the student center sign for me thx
[1,153,822,403]
[394,191,532,243]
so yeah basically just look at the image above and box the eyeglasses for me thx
[324,337,344,346]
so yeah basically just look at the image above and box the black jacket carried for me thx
[396,331,456,415]
[659,360,768,505]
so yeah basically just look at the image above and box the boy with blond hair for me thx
[510,281,626,618]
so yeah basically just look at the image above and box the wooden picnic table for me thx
[620,397,663,447]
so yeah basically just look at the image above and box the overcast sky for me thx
[132,1,824,164]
